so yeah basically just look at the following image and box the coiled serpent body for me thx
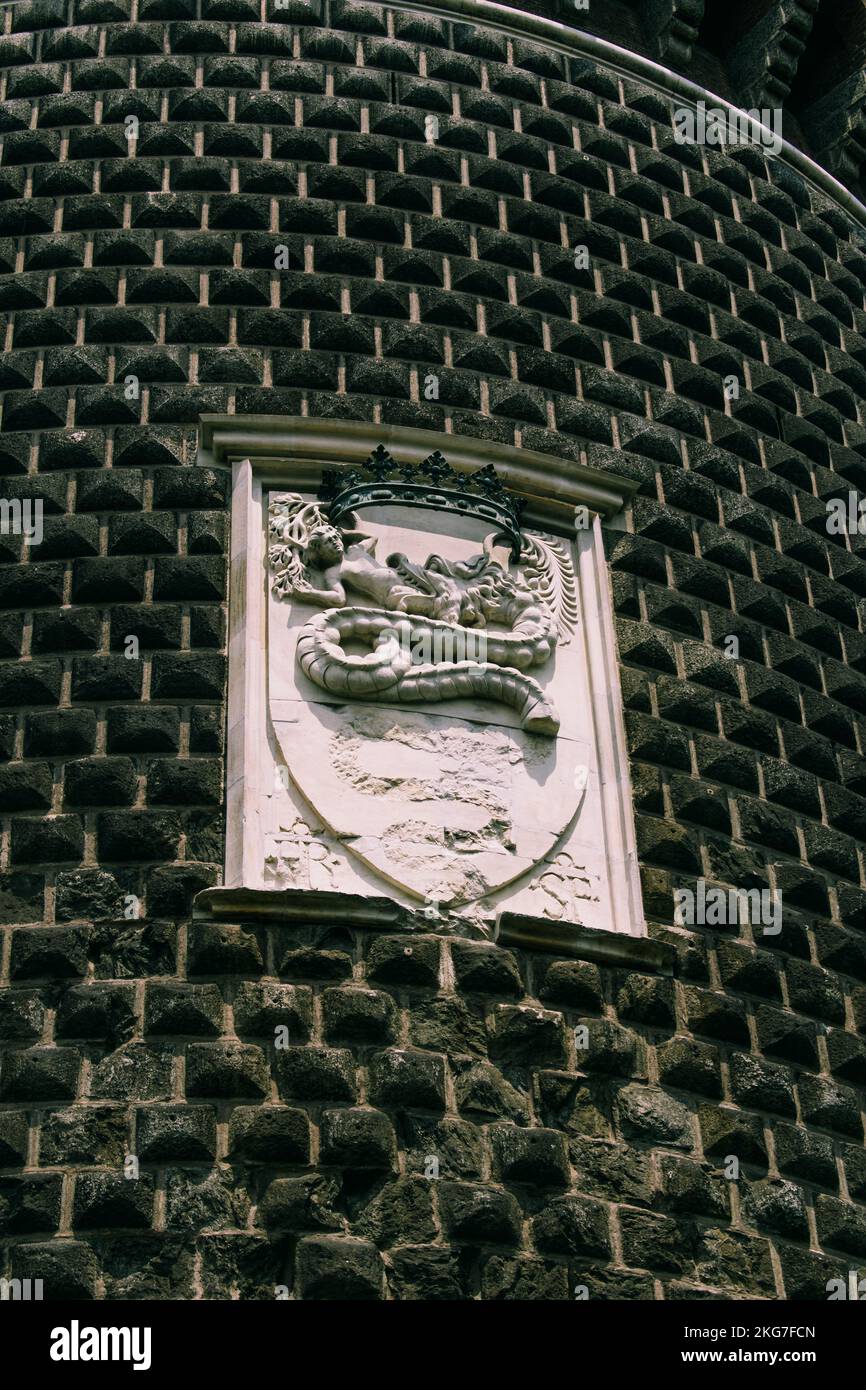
[296,604,560,736]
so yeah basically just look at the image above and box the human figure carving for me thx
[292,524,440,616]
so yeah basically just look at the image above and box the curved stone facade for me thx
[1,0,866,1301]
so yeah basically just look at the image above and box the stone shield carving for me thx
[264,490,601,922]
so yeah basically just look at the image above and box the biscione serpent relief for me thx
[267,488,576,736]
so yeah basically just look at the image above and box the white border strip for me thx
[226,459,267,889]
[578,515,645,938]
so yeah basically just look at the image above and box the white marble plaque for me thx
[219,422,645,940]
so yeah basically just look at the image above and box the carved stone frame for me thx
[198,415,647,941]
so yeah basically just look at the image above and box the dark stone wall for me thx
[1,0,866,1300]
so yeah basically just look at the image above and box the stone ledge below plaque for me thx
[193,885,417,931]
[193,886,675,975]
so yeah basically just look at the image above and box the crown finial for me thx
[419,450,456,488]
[366,444,396,482]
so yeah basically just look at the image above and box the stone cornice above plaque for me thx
[198,415,640,537]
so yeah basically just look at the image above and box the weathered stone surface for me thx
[295,1235,384,1300]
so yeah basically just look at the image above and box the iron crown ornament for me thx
[317,445,526,560]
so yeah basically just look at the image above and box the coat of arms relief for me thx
[261,446,606,936]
